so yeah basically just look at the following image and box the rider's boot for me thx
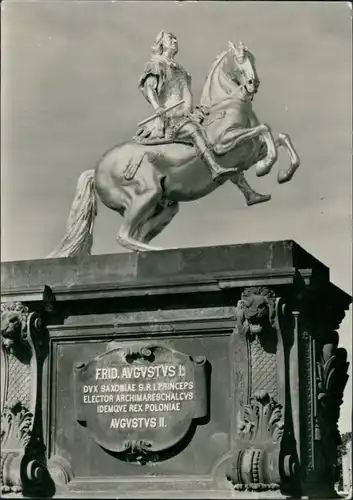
[190,129,236,183]
[233,172,271,206]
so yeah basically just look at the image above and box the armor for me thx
[136,55,197,141]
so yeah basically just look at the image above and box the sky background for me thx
[1,1,352,431]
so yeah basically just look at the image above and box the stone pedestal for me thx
[1,241,351,498]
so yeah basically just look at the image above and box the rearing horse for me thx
[48,41,300,256]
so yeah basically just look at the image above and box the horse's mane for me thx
[200,49,233,108]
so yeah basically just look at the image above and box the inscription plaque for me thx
[74,343,208,460]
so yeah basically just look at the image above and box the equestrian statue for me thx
[48,31,300,256]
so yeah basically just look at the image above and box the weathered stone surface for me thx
[1,240,328,293]
[0,302,55,497]
[1,241,350,499]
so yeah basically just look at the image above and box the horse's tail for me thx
[47,169,97,258]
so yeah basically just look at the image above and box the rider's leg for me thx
[231,171,271,206]
[230,142,270,206]
[176,121,237,182]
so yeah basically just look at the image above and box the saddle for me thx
[133,111,226,147]
[125,134,186,181]
[132,106,215,147]
[127,108,226,180]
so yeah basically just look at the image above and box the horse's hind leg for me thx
[117,170,164,252]
[137,200,179,244]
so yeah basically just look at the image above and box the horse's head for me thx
[200,40,260,108]
[227,41,260,100]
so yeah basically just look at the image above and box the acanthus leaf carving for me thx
[238,391,284,444]
[1,402,33,449]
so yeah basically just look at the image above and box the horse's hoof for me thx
[278,171,293,184]
[255,162,271,177]
[246,193,272,206]
[116,235,163,252]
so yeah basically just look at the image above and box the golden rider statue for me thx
[134,31,235,183]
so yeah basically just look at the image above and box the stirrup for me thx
[211,166,235,182]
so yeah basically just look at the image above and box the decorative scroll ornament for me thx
[47,454,74,488]
[124,344,155,363]
[228,391,285,491]
[229,288,298,493]
[123,440,153,465]
[1,302,52,496]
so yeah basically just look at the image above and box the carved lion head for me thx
[236,287,276,336]
[1,303,28,350]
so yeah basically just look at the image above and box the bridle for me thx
[227,47,257,101]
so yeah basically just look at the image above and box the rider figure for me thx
[135,31,234,182]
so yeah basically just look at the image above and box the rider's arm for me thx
[143,76,162,112]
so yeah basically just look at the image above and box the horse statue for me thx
[48,39,300,256]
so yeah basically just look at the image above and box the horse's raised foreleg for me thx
[228,132,299,199]
[230,171,271,206]
[214,124,278,177]
[275,133,300,183]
